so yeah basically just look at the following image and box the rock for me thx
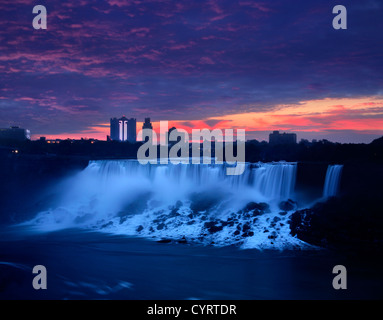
[157,223,166,230]
[177,236,187,244]
[289,194,383,254]
[157,239,172,243]
[242,223,251,232]
[268,231,277,240]
[234,230,240,236]
[273,216,281,222]
[119,216,128,224]
[289,208,318,244]
[242,231,254,237]
[211,226,223,233]
[168,209,180,218]
[204,221,223,233]
[136,225,144,232]
[167,201,183,217]
[204,221,215,228]
[252,211,262,217]
[221,220,234,227]
[242,202,270,214]
[278,199,297,212]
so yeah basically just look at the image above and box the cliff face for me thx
[289,195,383,255]
[292,161,383,254]
[0,154,89,224]
[295,161,383,200]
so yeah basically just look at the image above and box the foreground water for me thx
[1,228,382,300]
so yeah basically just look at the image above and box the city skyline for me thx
[1,1,383,143]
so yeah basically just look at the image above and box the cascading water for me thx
[323,165,343,198]
[253,163,296,200]
[23,160,308,249]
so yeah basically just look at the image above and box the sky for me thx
[0,0,382,143]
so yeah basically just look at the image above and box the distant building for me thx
[142,118,153,130]
[125,118,137,142]
[0,126,30,141]
[110,116,136,142]
[269,131,297,145]
[168,126,186,145]
[46,139,62,144]
[110,118,119,141]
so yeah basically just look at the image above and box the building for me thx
[168,126,186,145]
[0,126,30,141]
[110,116,136,142]
[142,118,153,130]
[124,117,137,143]
[110,118,119,141]
[269,131,297,145]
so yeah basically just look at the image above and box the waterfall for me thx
[323,165,343,198]
[86,160,296,200]
[23,160,304,249]
[252,162,296,200]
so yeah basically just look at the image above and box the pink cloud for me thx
[208,0,224,15]
[210,14,230,22]
[199,57,215,65]
[238,1,273,13]
[167,41,196,50]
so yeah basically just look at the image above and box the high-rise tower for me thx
[110,116,136,142]
[142,118,153,130]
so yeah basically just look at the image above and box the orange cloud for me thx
[33,96,383,141]
[208,96,383,134]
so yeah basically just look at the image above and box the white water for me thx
[23,160,313,249]
[323,165,343,198]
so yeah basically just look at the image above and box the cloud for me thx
[0,0,382,143]
[199,57,215,65]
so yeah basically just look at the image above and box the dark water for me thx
[1,227,382,300]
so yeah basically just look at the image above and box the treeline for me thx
[0,136,382,163]
[245,137,383,163]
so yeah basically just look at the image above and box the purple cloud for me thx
[0,0,382,142]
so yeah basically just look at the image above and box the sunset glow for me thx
[1,0,383,143]
[37,96,383,143]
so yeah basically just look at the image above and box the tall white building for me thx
[110,116,136,142]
